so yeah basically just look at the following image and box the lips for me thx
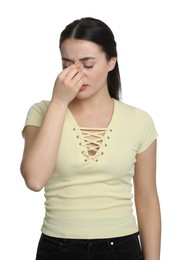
[79,84,88,91]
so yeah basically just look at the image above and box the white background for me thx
[0,0,179,259]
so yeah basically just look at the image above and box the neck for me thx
[69,94,113,114]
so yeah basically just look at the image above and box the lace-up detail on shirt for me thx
[73,127,112,162]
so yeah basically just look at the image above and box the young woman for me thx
[21,17,161,260]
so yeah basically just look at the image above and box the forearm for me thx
[21,100,68,191]
[136,194,161,260]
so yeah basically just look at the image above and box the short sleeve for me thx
[22,100,49,138]
[135,108,158,153]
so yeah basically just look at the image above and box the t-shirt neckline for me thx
[67,98,117,130]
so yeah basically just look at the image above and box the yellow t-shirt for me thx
[22,99,158,238]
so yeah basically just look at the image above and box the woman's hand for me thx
[52,64,85,105]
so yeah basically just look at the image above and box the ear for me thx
[108,57,117,71]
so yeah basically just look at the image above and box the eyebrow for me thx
[62,57,96,62]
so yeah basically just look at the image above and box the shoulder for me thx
[114,100,158,153]
[28,100,50,115]
[115,100,152,120]
[115,100,157,132]
[23,100,50,129]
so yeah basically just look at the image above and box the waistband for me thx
[41,232,139,247]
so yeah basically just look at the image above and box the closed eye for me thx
[84,65,93,69]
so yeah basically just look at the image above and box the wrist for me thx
[50,98,68,112]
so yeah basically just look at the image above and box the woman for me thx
[21,17,161,260]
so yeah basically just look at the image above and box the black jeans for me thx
[36,232,144,260]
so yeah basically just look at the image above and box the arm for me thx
[20,65,84,191]
[134,140,161,260]
[20,102,68,192]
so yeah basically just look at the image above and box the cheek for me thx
[88,67,108,81]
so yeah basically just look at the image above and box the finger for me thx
[66,68,82,82]
[71,71,84,86]
[72,72,85,92]
[61,64,81,78]
[56,65,80,86]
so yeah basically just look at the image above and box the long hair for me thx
[59,17,122,100]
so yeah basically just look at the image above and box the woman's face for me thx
[60,39,116,99]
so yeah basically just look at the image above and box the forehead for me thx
[60,39,103,60]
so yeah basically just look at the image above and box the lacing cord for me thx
[75,129,111,161]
